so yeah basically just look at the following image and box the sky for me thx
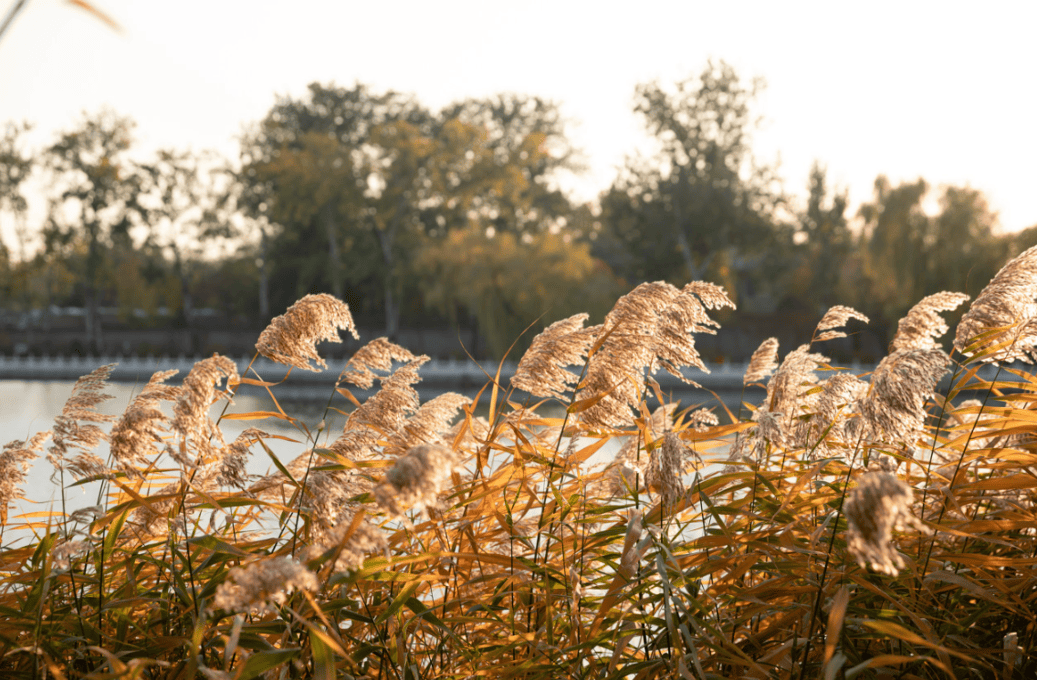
[1,0,1036,249]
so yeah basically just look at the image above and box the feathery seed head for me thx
[582,281,733,428]
[109,369,179,477]
[955,244,1037,361]
[619,510,651,579]
[346,356,429,435]
[51,539,90,571]
[767,345,828,416]
[0,431,50,525]
[814,306,869,343]
[256,293,359,371]
[47,364,117,481]
[807,373,867,456]
[859,348,949,452]
[340,337,419,389]
[512,313,596,400]
[891,292,969,353]
[374,444,464,517]
[318,517,389,573]
[212,557,319,615]
[384,392,470,457]
[645,432,688,508]
[216,428,266,489]
[686,407,719,432]
[171,355,238,467]
[744,337,779,385]
[844,472,930,575]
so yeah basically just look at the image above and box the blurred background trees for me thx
[0,65,1029,359]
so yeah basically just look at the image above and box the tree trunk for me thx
[374,217,401,339]
[321,203,344,299]
[258,225,270,320]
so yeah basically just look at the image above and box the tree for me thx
[237,83,583,339]
[139,148,227,323]
[44,109,148,351]
[435,94,579,238]
[927,185,1001,297]
[797,162,852,309]
[0,121,32,260]
[416,226,619,358]
[596,61,784,307]
[238,83,431,335]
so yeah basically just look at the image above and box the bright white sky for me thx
[2,0,1036,249]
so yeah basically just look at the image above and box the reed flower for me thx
[766,345,828,416]
[844,471,930,576]
[109,369,179,477]
[384,392,470,457]
[807,373,867,456]
[346,357,428,435]
[0,431,50,525]
[256,293,359,371]
[214,428,266,489]
[50,539,90,571]
[317,516,389,573]
[645,433,688,508]
[340,337,419,389]
[858,348,949,458]
[582,281,733,428]
[511,313,597,400]
[891,291,969,352]
[955,244,1037,361]
[686,407,719,432]
[374,444,464,517]
[605,403,677,495]
[744,337,779,385]
[171,355,238,468]
[212,556,319,615]
[814,305,869,343]
[48,364,116,481]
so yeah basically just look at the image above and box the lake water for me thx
[1,377,731,544]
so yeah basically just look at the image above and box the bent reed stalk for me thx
[1,265,1037,679]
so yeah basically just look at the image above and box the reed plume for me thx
[954,243,1037,361]
[891,291,969,352]
[256,293,359,371]
[373,443,464,518]
[0,431,50,524]
[109,369,179,477]
[857,348,949,463]
[384,392,470,457]
[171,355,238,468]
[340,337,419,389]
[806,372,867,457]
[582,281,733,428]
[604,403,677,495]
[346,356,428,435]
[511,313,598,400]
[214,427,266,490]
[47,364,116,481]
[212,556,319,615]
[813,305,869,343]
[844,471,930,576]
[644,432,688,508]
[744,337,779,384]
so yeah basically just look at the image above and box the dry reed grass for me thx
[2,269,1037,679]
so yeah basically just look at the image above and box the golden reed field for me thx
[4,245,1037,679]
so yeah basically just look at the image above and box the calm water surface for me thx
[1,379,343,530]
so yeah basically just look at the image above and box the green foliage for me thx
[415,225,621,357]
[595,60,785,304]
